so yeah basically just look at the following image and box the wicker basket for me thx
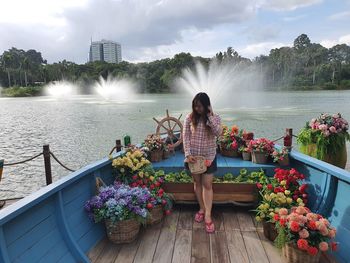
[220,144,240,157]
[262,222,278,241]
[146,205,164,225]
[105,218,141,244]
[282,243,321,263]
[242,151,251,161]
[150,149,163,162]
[252,151,268,164]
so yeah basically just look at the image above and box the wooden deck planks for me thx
[172,229,192,263]
[152,210,180,263]
[191,228,210,263]
[87,205,296,263]
[133,223,163,263]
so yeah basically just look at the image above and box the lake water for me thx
[0,91,350,199]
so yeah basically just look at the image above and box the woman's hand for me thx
[207,105,214,116]
[186,155,196,163]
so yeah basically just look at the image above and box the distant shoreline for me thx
[1,85,350,98]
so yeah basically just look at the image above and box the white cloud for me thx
[260,0,322,11]
[239,41,288,58]
[328,11,350,21]
[321,34,350,48]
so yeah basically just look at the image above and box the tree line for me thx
[0,34,349,95]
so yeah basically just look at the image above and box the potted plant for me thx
[112,148,151,184]
[239,146,251,161]
[297,113,349,168]
[128,169,173,224]
[255,168,308,242]
[85,184,151,244]
[274,206,338,263]
[144,134,165,162]
[271,147,290,166]
[248,138,275,164]
[218,125,244,157]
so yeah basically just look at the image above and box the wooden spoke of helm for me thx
[154,110,183,148]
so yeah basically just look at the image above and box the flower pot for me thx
[300,142,347,169]
[105,218,141,244]
[242,151,251,161]
[150,149,163,162]
[278,155,290,166]
[220,144,240,157]
[252,151,268,164]
[146,205,164,225]
[282,243,321,263]
[262,222,278,241]
[163,150,170,159]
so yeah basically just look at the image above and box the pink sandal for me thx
[194,211,205,223]
[205,221,215,233]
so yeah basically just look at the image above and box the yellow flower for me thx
[284,190,291,195]
[274,208,280,213]
[255,216,262,222]
[269,212,275,218]
[297,198,303,203]
[139,172,144,178]
[260,213,265,218]
[287,197,293,204]
[280,180,286,186]
[149,176,155,181]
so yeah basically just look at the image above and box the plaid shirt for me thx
[183,113,222,161]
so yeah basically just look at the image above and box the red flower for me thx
[308,221,317,230]
[273,214,280,221]
[150,184,155,190]
[290,221,300,232]
[330,242,338,251]
[297,239,309,250]
[307,246,318,256]
[256,183,262,189]
[279,218,287,227]
[146,203,153,209]
[299,184,307,193]
[165,210,171,215]
[161,199,167,206]
[155,181,161,187]
[267,184,273,190]
[132,175,138,180]
[158,188,164,195]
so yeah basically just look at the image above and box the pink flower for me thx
[319,242,329,252]
[296,206,307,215]
[329,126,336,133]
[306,213,318,221]
[279,208,288,216]
[299,229,309,239]
[328,229,336,238]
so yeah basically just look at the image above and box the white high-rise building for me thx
[89,40,122,63]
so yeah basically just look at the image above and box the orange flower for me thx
[307,246,318,256]
[231,125,239,135]
[297,239,309,250]
[290,221,301,232]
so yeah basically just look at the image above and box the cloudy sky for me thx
[0,0,349,63]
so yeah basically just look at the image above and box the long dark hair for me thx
[190,92,211,130]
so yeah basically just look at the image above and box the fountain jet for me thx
[94,76,137,102]
[45,80,77,98]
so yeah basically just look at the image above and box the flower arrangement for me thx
[271,147,290,165]
[84,183,151,223]
[219,124,245,150]
[248,138,275,154]
[127,169,172,215]
[143,134,165,152]
[255,168,308,224]
[275,205,338,258]
[112,149,151,182]
[297,113,349,166]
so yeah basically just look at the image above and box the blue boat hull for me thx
[0,148,349,262]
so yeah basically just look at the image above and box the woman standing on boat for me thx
[183,92,222,233]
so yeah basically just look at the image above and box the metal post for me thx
[0,160,3,181]
[43,145,52,185]
[116,139,122,152]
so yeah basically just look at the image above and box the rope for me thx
[49,152,76,172]
[3,152,43,166]
[272,136,285,143]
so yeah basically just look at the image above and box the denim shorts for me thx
[184,155,217,174]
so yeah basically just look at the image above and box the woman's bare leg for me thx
[202,173,213,222]
[193,173,205,213]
